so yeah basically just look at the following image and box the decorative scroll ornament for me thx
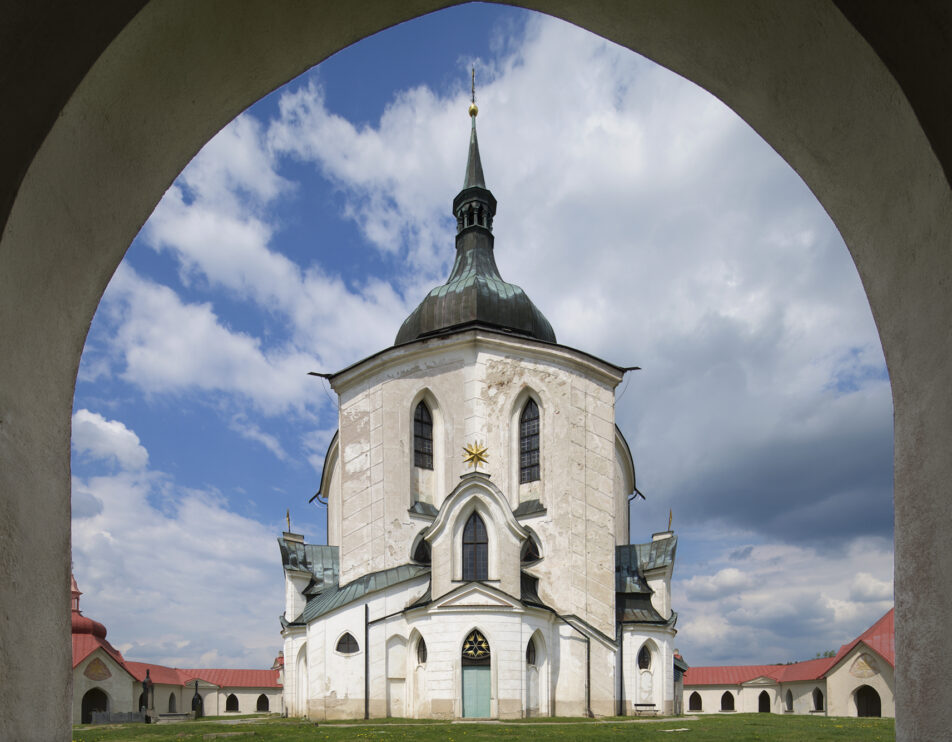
[462,630,491,659]
[463,441,489,471]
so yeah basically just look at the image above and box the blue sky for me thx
[71,5,894,670]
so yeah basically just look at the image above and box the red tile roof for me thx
[125,661,187,685]
[72,632,133,676]
[124,662,281,688]
[684,608,894,687]
[179,669,281,688]
[827,607,894,670]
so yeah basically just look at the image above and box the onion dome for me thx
[70,574,108,639]
[395,100,556,345]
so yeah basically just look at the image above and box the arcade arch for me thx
[2,4,949,741]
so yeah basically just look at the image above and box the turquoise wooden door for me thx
[462,664,491,717]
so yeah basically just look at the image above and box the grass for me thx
[72,713,895,742]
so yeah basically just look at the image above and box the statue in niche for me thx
[192,680,204,718]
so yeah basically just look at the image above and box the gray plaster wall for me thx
[2,2,950,740]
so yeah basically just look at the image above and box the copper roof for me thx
[395,110,555,346]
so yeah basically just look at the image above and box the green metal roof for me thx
[615,537,678,593]
[292,564,430,625]
[278,539,339,592]
[617,593,670,624]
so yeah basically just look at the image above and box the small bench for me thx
[633,703,658,716]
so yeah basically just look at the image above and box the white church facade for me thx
[278,101,679,720]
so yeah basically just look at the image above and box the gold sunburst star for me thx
[462,441,489,470]
[462,630,490,659]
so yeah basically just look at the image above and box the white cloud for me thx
[673,531,894,664]
[229,414,289,462]
[683,567,756,601]
[71,419,291,668]
[100,264,320,416]
[850,572,894,602]
[72,409,149,471]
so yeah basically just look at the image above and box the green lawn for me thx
[72,714,895,742]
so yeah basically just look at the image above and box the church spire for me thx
[393,78,556,346]
[454,68,496,235]
[464,68,486,189]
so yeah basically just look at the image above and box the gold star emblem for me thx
[462,441,489,471]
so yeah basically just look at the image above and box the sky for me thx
[71,4,894,671]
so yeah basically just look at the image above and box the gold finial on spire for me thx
[668,508,673,531]
[468,66,478,118]
[286,509,291,532]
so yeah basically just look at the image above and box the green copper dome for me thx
[395,110,556,346]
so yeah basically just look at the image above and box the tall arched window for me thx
[168,692,176,713]
[638,645,651,670]
[688,691,702,711]
[520,399,540,483]
[526,637,537,666]
[462,512,488,581]
[417,637,428,665]
[225,693,239,712]
[785,689,793,712]
[414,402,433,469]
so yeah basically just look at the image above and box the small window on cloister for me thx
[689,691,702,711]
[257,693,269,712]
[519,399,540,483]
[720,691,734,711]
[336,632,360,654]
[813,687,824,711]
[225,693,239,712]
[414,401,433,469]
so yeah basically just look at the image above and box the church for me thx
[278,98,680,720]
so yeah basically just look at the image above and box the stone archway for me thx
[80,688,108,724]
[856,685,882,718]
[2,4,950,740]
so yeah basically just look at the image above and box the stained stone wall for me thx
[328,330,626,637]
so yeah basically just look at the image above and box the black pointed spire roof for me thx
[394,99,556,346]
[463,115,486,189]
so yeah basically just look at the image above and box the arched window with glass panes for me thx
[638,645,651,670]
[414,401,433,469]
[519,399,540,483]
[462,512,488,581]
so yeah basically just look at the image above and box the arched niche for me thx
[1,4,949,740]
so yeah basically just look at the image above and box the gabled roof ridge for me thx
[684,608,895,687]
[823,607,895,673]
